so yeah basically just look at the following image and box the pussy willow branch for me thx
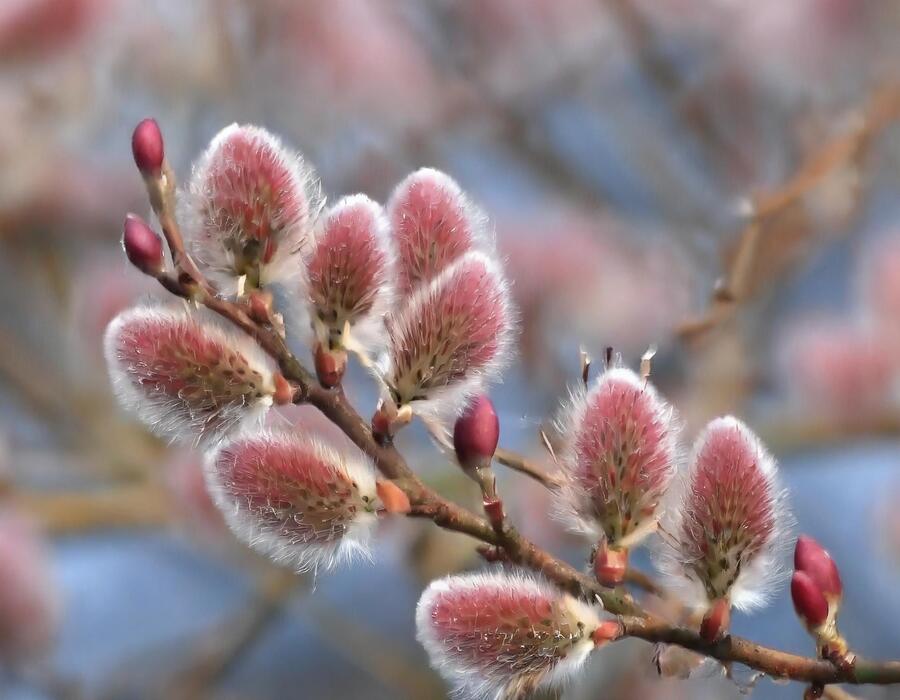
[137,165,900,689]
[494,446,564,489]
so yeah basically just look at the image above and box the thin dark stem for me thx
[494,447,563,489]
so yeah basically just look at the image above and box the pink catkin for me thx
[562,368,677,544]
[416,572,601,699]
[663,416,790,611]
[385,251,511,411]
[203,130,303,255]
[105,306,276,444]
[185,125,319,290]
[388,169,487,295]
[306,195,391,348]
[206,431,377,571]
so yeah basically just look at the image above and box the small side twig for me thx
[678,83,900,342]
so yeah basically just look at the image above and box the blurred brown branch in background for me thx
[678,84,900,342]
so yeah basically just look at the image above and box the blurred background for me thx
[2,0,900,698]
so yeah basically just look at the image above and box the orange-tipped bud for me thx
[699,598,731,643]
[248,290,274,324]
[272,373,294,405]
[590,620,623,646]
[593,542,627,587]
[376,480,411,515]
[122,214,164,276]
[791,570,829,630]
[371,401,412,445]
[314,344,347,389]
[132,118,164,177]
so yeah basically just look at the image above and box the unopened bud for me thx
[791,571,829,630]
[131,118,164,177]
[376,480,411,515]
[314,344,347,389]
[453,394,499,473]
[699,598,731,643]
[371,401,412,445]
[248,290,274,324]
[122,214,164,276]
[590,620,623,646]
[593,542,627,587]
[273,373,294,405]
[794,535,842,602]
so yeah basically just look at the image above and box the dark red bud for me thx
[453,394,499,470]
[314,344,347,389]
[792,571,829,629]
[700,598,731,642]
[122,213,164,276]
[794,535,843,600]
[131,118,164,177]
[593,542,627,587]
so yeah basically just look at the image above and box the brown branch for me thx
[12,485,171,534]
[623,567,664,597]
[494,446,563,489]
[678,84,900,342]
[147,161,215,297]
[622,616,900,685]
[134,135,900,690]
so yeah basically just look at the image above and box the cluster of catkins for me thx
[417,368,796,699]
[108,120,513,573]
[551,365,795,622]
[109,121,801,700]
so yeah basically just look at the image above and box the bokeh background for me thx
[2,1,900,698]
